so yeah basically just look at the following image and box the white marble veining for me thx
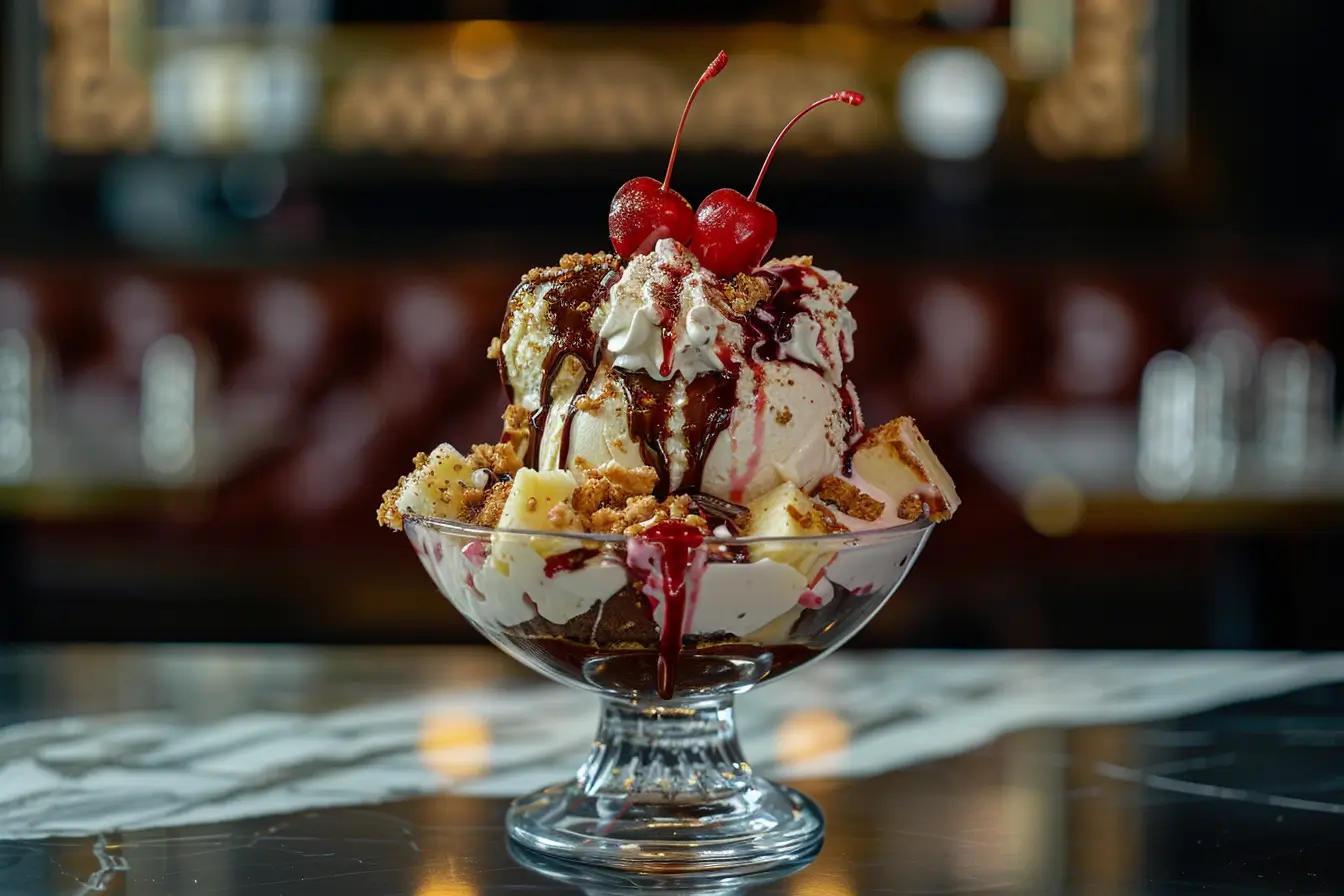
[2,651,1343,840]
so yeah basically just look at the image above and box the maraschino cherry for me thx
[691,90,864,277]
[608,52,728,258]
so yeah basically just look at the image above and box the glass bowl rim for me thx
[402,510,935,546]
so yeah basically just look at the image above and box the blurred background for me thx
[1,0,1340,649]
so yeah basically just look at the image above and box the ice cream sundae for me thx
[379,53,959,699]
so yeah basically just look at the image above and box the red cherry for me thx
[608,176,695,258]
[688,188,777,279]
[608,52,728,258]
[691,90,864,277]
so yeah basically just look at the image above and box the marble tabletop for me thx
[1,646,1343,894]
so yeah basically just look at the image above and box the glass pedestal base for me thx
[506,695,824,879]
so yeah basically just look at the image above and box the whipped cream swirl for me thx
[598,240,744,381]
[758,261,857,388]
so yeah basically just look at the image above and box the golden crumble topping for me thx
[521,252,620,284]
[376,451,436,530]
[501,404,530,449]
[376,480,407,530]
[572,463,658,515]
[725,273,771,315]
[767,255,814,268]
[784,500,848,534]
[896,493,925,522]
[573,379,620,413]
[814,475,885,522]
[460,480,512,527]
[468,441,524,478]
[589,494,709,536]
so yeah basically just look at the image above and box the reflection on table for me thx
[1,646,1342,894]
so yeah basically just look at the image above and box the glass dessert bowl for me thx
[377,51,962,881]
[402,511,934,875]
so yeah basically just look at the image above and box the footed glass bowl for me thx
[403,512,934,880]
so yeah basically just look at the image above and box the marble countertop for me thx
[1,646,1343,894]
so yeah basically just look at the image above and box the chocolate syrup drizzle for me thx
[612,368,738,499]
[500,266,617,470]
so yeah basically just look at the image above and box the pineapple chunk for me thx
[496,468,580,559]
[850,416,959,522]
[394,444,476,521]
[744,481,839,579]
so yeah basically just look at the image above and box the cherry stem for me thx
[662,51,729,191]
[748,90,864,202]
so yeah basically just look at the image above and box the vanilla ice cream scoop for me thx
[496,241,867,502]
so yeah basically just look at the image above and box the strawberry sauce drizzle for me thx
[544,547,599,578]
[631,521,707,699]
[729,363,768,503]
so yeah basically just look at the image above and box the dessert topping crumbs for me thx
[464,481,512,527]
[896,493,925,521]
[468,440,524,477]
[767,255,814,268]
[573,379,620,412]
[572,462,658,515]
[522,252,620,284]
[376,479,407,530]
[784,499,848,534]
[814,475,885,522]
[725,273,770,315]
[501,404,531,449]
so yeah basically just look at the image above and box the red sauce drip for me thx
[543,547,599,578]
[639,520,706,700]
[659,327,675,378]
